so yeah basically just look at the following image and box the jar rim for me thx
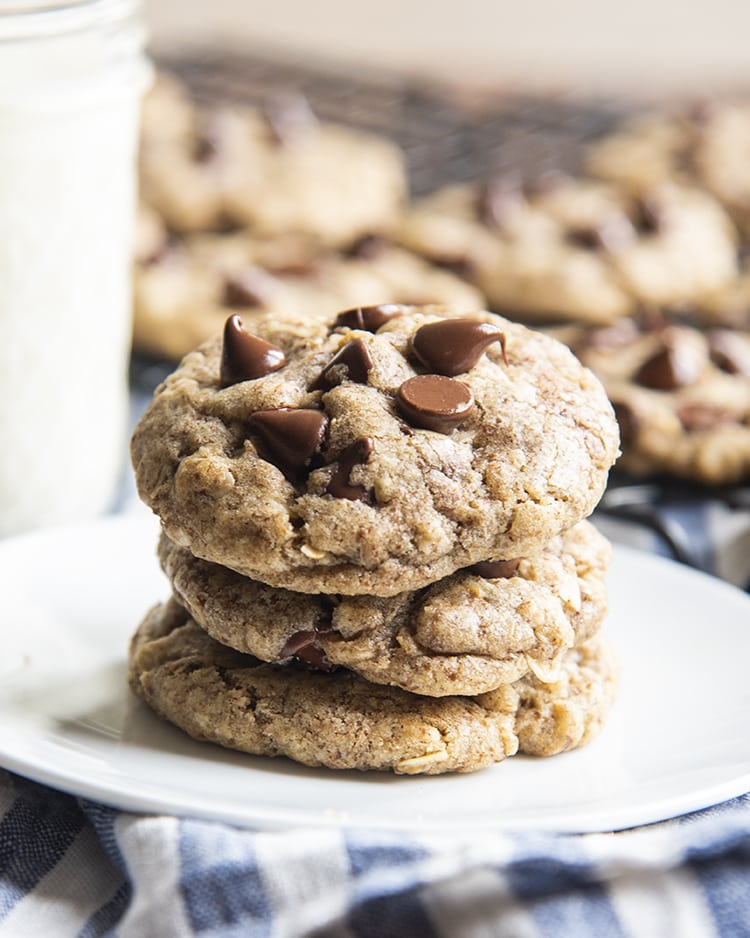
[0,0,141,40]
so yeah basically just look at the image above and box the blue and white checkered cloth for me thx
[1,769,749,937]
[2,491,749,937]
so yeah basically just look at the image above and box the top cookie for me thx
[131,305,619,595]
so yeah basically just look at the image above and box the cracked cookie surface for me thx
[159,519,610,697]
[131,306,619,595]
[128,598,617,774]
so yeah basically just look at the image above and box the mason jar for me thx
[0,0,151,537]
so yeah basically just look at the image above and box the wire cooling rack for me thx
[155,48,636,195]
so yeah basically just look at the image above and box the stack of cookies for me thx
[129,304,621,775]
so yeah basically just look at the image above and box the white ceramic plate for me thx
[1,511,749,834]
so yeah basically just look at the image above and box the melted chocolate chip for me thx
[708,329,750,377]
[315,338,373,389]
[263,93,318,146]
[247,408,328,475]
[479,173,526,229]
[582,318,641,351]
[635,339,703,390]
[632,194,667,235]
[222,266,280,309]
[470,558,519,579]
[634,303,669,333]
[220,315,286,387]
[193,131,220,163]
[611,399,639,445]
[279,630,336,671]
[522,169,568,198]
[411,319,507,376]
[677,403,738,431]
[326,438,374,501]
[142,239,180,268]
[192,109,233,163]
[344,234,390,260]
[397,375,474,433]
[334,304,405,332]
[567,213,636,253]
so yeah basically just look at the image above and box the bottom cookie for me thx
[128,598,618,776]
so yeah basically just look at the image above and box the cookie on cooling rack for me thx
[586,101,750,237]
[131,306,619,595]
[398,176,737,325]
[548,315,750,484]
[138,74,407,246]
[133,230,484,361]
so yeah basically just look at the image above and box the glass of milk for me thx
[0,0,151,537]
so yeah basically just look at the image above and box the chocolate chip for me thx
[470,558,519,579]
[611,399,639,445]
[567,213,636,253]
[220,315,286,387]
[247,408,328,475]
[222,266,280,309]
[397,375,474,433]
[708,329,750,377]
[632,194,667,235]
[141,239,180,267]
[479,173,526,229]
[634,304,669,333]
[582,318,640,350]
[315,338,373,389]
[279,630,336,671]
[334,304,405,332]
[263,93,318,146]
[677,403,738,431]
[635,332,704,390]
[326,438,374,501]
[522,169,568,198]
[344,234,390,260]
[411,319,506,376]
[192,109,233,163]
[193,131,219,163]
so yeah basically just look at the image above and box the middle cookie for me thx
[159,519,610,697]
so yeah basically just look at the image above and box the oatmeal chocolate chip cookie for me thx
[138,75,407,245]
[128,599,617,773]
[550,316,750,483]
[587,102,750,236]
[478,631,619,758]
[128,597,519,775]
[398,176,737,325]
[158,520,610,697]
[133,231,484,361]
[131,307,620,595]
[694,257,750,331]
